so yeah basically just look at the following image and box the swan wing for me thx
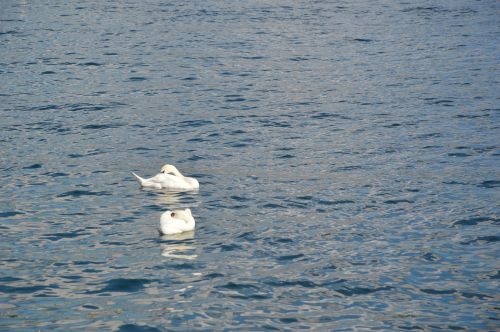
[157,174,196,189]
[184,177,199,189]
[160,217,193,234]
[137,172,197,190]
[142,173,182,189]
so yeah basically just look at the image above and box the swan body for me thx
[159,208,195,235]
[132,164,199,190]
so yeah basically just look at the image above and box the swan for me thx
[159,208,195,235]
[132,164,199,190]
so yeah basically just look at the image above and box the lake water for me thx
[1,0,499,331]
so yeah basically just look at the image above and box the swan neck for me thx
[172,169,184,177]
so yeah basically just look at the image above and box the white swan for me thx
[132,164,199,190]
[159,208,195,235]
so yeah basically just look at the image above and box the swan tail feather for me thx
[132,172,146,185]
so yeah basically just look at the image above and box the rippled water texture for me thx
[1,0,499,330]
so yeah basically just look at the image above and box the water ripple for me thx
[1,0,498,330]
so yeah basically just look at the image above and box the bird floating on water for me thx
[159,208,195,235]
[132,164,199,190]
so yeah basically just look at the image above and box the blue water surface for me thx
[1,0,499,331]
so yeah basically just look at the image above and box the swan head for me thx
[161,210,174,222]
[160,164,180,175]
[174,208,194,223]
[161,208,194,223]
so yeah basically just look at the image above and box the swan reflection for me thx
[160,231,197,260]
[155,190,200,208]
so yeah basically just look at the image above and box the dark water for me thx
[1,0,499,330]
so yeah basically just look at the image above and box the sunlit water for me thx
[1,0,499,331]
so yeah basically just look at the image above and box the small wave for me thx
[187,154,204,161]
[460,236,500,245]
[219,243,243,252]
[311,112,350,120]
[0,276,23,282]
[228,142,248,148]
[186,137,207,142]
[262,203,285,209]
[57,190,111,197]
[453,216,498,226]
[0,30,20,35]
[336,165,362,171]
[289,56,309,61]
[398,325,424,330]
[43,229,90,241]
[81,304,100,310]
[0,211,25,218]
[79,62,103,66]
[420,288,456,295]
[317,199,355,206]
[237,232,259,242]
[0,284,49,294]
[264,237,293,245]
[240,55,266,60]
[336,285,393,296]
[128,76,147,81]
[23,163,42,169]
[230,195,250,202]
[384,199,414,204]
[448,152,471,157]
[73,260,105,266]
[65,102,126,112]
[276,253,304,262]
[477,180,500,188]
[87,278,151,294]
[422,252,439,261]
[82,123,125,130]
[461,292,492,300]
[225,95,246,102]
[128,147,155,151]
[202,273,224,280]
[353,38,372,42]
[401,6,449,13]
[218,282,259,291]
[177,119,213,128]
[117,324,162,332]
